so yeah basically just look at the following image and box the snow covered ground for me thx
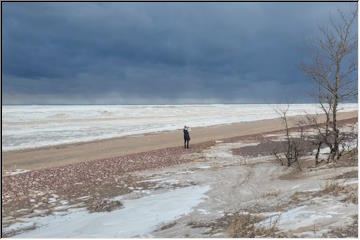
[9,186,209,238]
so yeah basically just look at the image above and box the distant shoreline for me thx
[2,111,357,172]
[2,102,359,106]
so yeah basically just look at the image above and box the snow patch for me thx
[9,185,210,238]
[4,169,30,176]
[204,141,260,161]
[197,209,210,215]
[197,166,211,169]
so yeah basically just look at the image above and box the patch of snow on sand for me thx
[176,170,194,175]
[10,185,210,238]
[265,129,318,141]
[197,165,211,169]
[258,198,357,236]
[344,179,358,186]
[258,205,332,230]
[340,123,358,133]
[4,169,30,176]
[197,209,210,215]
[204,142,260,160]
[269,124,357,145]
[312,138,357,158]
[141,177,169,183]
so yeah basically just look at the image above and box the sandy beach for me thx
[2,110,357,172]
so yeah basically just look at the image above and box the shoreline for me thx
[2,111,358,171]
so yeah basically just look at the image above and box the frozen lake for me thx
[2,103,357,151]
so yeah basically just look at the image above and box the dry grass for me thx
[315,181,357,199]
[289,191,313,205]
[334,170,358,179]
[187,212,284,237]
[323,215,358,238]
[289,180,358,206]
[342,192,358,204]
[261,190,281,198]
[278,168,303,180]
[320,181,345,196]
[227,213,282,238]
[334,148,358,167]
[87,199,123,213]
[291,180,358,205]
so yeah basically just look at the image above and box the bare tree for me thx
[302,6,357,162]
[305,86,334,165]
[273,105,305,170]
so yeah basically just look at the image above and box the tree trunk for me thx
[315,142,322,166]
[331,62,340,161]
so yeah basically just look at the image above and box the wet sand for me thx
[2,111,357,171]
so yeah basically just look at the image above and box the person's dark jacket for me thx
[183,129,190,140]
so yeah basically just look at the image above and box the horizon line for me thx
[2,102,358,106]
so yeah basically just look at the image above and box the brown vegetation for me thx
[323,215,358,237]
[87,199,123,213]
[227,213,282,238]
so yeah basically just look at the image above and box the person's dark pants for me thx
[184,139,190,149]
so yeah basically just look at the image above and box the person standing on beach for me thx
[183,126,190,149]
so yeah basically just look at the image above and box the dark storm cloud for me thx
[2,2,357,104]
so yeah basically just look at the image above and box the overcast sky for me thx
[2,2,357,104]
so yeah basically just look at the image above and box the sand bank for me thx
[2,111,357,171]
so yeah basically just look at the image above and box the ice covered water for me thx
[2,103,357,151]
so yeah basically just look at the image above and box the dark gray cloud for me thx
[2,2,357,104]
